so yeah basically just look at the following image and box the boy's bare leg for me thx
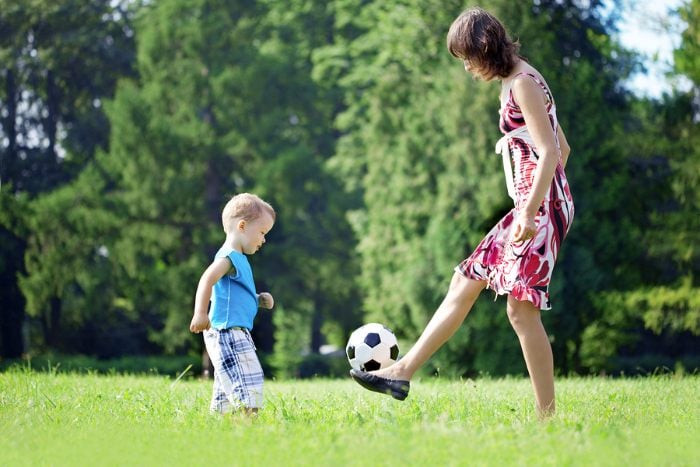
[372,273,487,381]
[506,296,555,418]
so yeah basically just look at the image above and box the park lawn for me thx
[0,369,697,466]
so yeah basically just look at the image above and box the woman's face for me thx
[463,58,493,81]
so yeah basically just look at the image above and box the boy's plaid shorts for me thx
[203,327,264,412]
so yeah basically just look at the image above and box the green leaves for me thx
[4,0,698,374]
[674,0,700,86]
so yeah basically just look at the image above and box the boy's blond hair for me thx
[222,193,275,234]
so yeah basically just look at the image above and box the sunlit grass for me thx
[0,368,697,466]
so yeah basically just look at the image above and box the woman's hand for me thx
[512,211,537,243]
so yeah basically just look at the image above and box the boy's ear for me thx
[237,219,246,231]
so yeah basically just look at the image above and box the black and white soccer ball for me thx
[346,323,400,371]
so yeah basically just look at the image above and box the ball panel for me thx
[389,344,399,360]
[354,343,373,363]
[347,329,363,346]
[348,357,361,371]
[371,343,390,363]
[377,327,397,346]
[364,332,381,348]
[362,323,384,334]
[363,360,381,371]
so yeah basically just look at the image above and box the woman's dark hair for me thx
[446,7,521,78]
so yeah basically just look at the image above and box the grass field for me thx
[0,368,698,466]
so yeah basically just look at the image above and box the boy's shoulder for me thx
[215,245,231,258]
[215,246,246,264]
[213,247,244,278]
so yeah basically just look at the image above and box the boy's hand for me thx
[258,292,274,309]
[189,313,211,333]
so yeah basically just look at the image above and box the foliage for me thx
[0,0,137,191]
[296,353,349,378]
[0,189,29,357]
[253,0,363,362]
[674,0,700,85]
[314,0,666,375]
[316,0,506,342]
[14,0,361,363]
[0,0,137,357]
[0,353,200,376]
[577,0,700,372]
[269,304,309,378]
[1,0,698,376]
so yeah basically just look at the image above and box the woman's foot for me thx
[370,360,413,380]
[349,369,410,400]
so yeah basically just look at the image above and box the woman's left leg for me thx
[506,295,555,418]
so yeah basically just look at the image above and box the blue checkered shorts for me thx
[203,327,264,412]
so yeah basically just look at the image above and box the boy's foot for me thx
[349,369,410,401]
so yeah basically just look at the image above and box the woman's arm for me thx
[510,75,561,242]
[557,125,570,169]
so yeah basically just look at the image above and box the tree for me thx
[19,0,361,368]
[316,0,650,376]
[0,0,136,357]
[255,0,363,363]
[675,0,700,85]
[578,0,700,372]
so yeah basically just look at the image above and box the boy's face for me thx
[235,212,275,254]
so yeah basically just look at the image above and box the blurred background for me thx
[0,0,698,378]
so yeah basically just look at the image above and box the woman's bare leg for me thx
[372,273,487,381]
[506,296,555,418]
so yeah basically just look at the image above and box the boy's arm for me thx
[190,257,233,333]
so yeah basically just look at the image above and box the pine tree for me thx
[0,0,136,357]
[318,0,647,375]
[19,0,361,364]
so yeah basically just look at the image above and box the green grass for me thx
[0,368,698,466]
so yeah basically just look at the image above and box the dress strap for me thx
[501,72,554,109]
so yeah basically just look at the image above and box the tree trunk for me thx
[0,231,25,358]
[0,69,24,358]
[2,68,18,185]
[199,153,220,378]
[310,305,323,353]
[45,69,59,164]
[44,296,62,350]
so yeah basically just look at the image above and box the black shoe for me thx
[349,369,410,401]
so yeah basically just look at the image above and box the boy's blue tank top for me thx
[209,247,259,330]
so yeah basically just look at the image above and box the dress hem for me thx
[455,263,552,311]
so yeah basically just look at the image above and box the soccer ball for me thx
[346,323,400,371]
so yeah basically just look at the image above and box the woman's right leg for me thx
[373,273,487,381]
[506,296,555,418]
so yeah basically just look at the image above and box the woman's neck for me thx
[504,57,526,81]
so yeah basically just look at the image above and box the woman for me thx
[350,7,575,418]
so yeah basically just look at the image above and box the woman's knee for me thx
[506,298,541,331]
[448,273,486,302]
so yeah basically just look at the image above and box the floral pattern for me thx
[456,73,574,310]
